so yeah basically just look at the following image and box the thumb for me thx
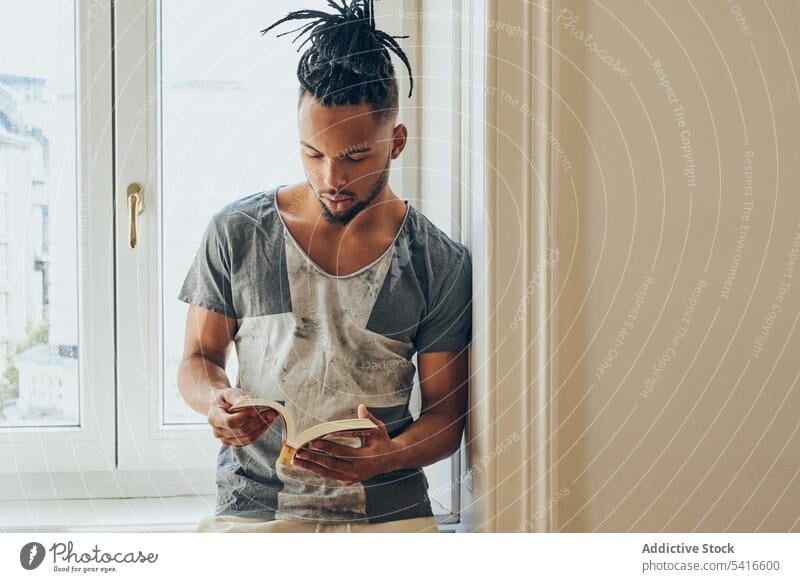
[358,404,386,432]
[224,387,248,407]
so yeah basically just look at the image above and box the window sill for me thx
[0,495,216,533]
[0,495,459,533]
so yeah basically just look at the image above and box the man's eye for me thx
[305,153,323,159]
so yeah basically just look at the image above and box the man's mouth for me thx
[325,195,353,210]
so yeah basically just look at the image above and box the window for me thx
[0,294,7,333]
[159,0,312,425]
[0,0,114,475]
[1,0,466,527]
[0,243,6,283]
[0,192,7,233]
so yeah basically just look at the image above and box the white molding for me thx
[459,0,557,533]
[534,0,558,535]
[541,0,560,535]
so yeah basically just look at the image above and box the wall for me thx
[553,0,800,532]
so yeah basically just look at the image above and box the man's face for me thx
[297,95,405,225]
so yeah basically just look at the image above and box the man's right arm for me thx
[177,304,275,447]
[177,304,237,415]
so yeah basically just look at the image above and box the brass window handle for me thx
[127,182,145,248]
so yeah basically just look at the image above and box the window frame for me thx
[2,1,475,527]
[0,0,117,487]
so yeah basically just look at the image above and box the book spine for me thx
[278,443,297,466]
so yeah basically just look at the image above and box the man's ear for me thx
[390,123,408,159]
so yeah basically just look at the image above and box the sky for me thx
[0,0,338,93]
[0,0,75,90]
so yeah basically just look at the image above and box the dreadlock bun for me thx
[261,0,414,120]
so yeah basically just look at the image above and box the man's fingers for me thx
[212,407,257,432]
[307,439,363,460]
[229,416,267,437]
[228,409,259,429]
[217,414,271,440]
[232,424,267,446]
[221,423,269,447]
[294,448,354,472]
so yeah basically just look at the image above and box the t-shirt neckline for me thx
[272,184,411,280]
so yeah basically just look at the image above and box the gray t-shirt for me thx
[178,185,472,524]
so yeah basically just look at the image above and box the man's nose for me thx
[322,158,348,191]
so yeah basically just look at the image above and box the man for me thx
[176,0,472,533]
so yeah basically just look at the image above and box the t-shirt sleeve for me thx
[177,213,238,319]
[415,245,473,353]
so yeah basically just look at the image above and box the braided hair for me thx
[260,0,414,124]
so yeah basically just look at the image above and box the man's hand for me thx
[207,387,277,447]
[291,404,401,485]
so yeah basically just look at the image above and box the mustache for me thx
[320,190,356,198]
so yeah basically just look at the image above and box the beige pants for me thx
[195,514,440,533]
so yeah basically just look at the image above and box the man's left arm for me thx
[382,349,468,471]
[291,349,469,483]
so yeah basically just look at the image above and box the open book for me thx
[228,398,378,466]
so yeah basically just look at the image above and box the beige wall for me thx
[553,0,800,531]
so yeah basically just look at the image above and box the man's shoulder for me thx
[209,186,281,236]
[405,203,470,264]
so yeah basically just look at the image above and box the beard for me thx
[314,155,391,225]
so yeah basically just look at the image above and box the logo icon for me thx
[20,542,46,570]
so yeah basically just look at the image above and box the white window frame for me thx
[0,0,117,491]
[0,192,7,233]
[456,0,559,533]
[112,0,218,483]
[0,0,210,501]
[108,0,463,502]
[1,1,487,532]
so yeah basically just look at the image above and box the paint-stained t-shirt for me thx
[177,185,472,524]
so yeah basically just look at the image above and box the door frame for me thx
[458,0,559,533]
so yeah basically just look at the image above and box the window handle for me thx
[127,182,145,248]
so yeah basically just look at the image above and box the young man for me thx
[177,0,472,533]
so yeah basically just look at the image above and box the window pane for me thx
[158,0,455,518]
[161,0,324,424]
[0,192,8,232]
[0,0,79,427]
